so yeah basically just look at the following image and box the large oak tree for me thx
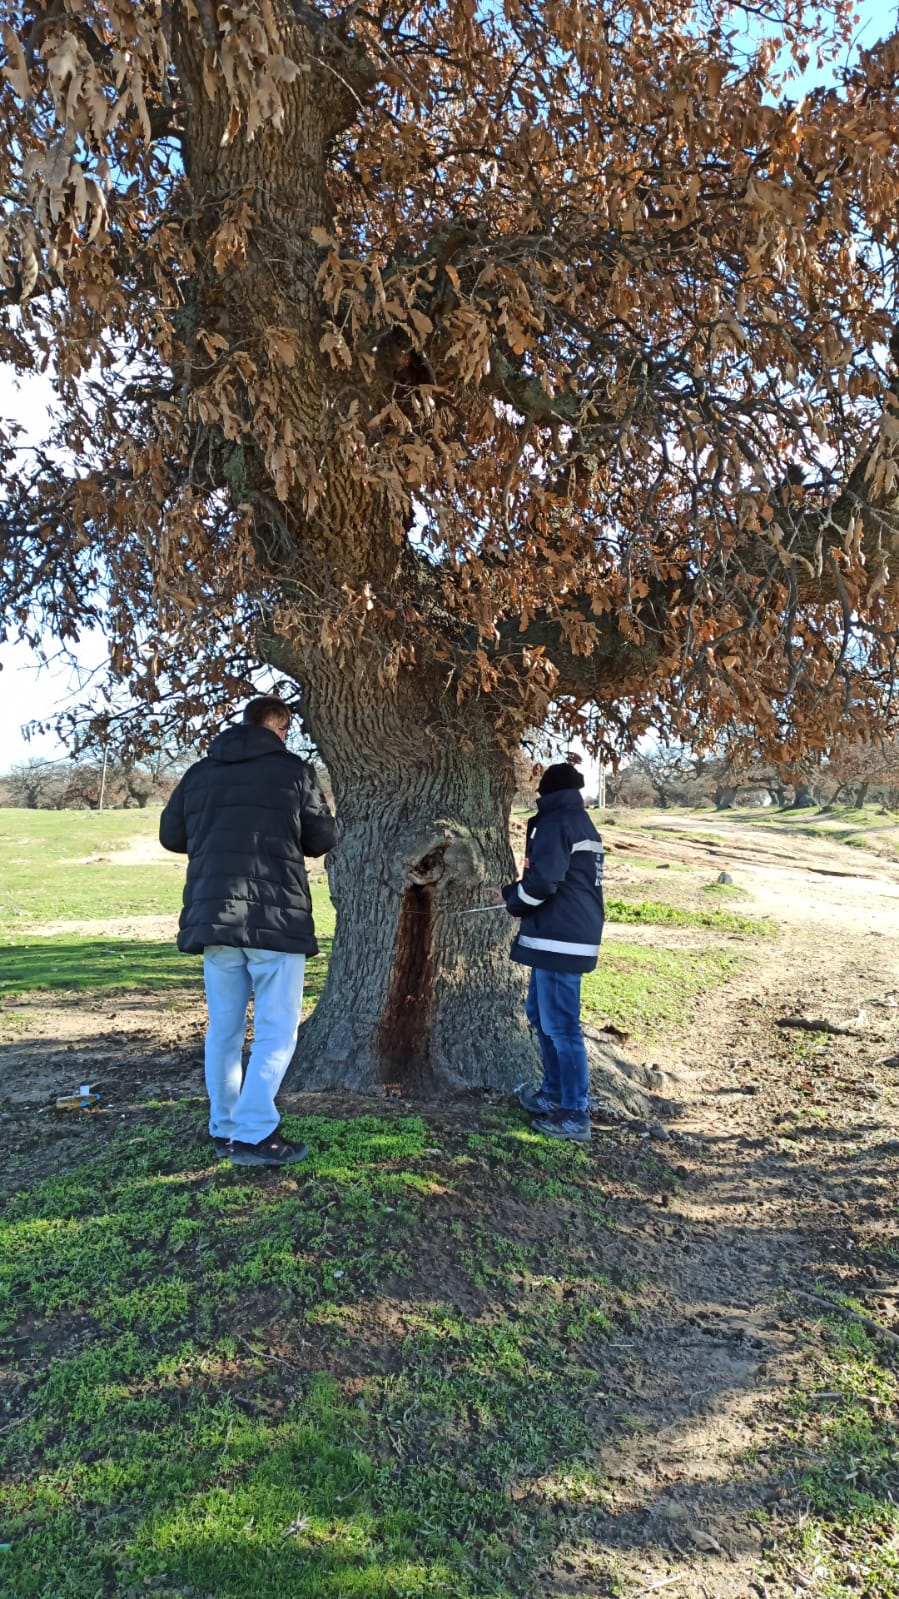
[2,1,898,1100]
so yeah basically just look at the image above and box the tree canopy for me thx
[2,0,899,760]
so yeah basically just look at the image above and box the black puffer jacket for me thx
[159,725,338,955]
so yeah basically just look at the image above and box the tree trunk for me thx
[790,782,817,809]
[282,658,532,1094]
[280,653,665,1116]
[294,766,536,1095]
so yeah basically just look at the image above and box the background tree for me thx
[606,764,657,809]
[1,757,72,810]
[0,753,179,809]
[2,1,899,1099]
[627,746,702,809]
[609,748,806,809]
[819,732,899,809]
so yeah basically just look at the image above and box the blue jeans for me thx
[203,946,306,1144]
[525,968,590,1115]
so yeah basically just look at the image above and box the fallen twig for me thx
[635,1578,685,1597]
[236,1333,308,1368]
[776,1016,864,1037]
[794,1290,899,1348]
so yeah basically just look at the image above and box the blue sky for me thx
[1,0,896,766]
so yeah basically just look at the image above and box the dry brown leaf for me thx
[1,22,31,99]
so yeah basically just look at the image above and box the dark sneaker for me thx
[212,1136,233,1158]
[517,1085,562,1116]
[531,1109,591,1143]
[228,1132,310,1167]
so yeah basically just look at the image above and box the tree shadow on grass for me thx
[0,938,202,995]
[1,934,334,1008]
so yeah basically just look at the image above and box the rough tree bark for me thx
[291,656,531,1094]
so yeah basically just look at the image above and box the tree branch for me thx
[484,346,584,427]
[491,590,669,699]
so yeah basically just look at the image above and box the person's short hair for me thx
[243,696,291,731]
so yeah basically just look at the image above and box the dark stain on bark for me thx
[379,878,438,1092]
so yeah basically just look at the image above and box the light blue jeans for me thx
[203,945,306,1145]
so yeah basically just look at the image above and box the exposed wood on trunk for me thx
[379,880,437,1091]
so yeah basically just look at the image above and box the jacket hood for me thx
[535,788,586,815]
[207,725,287,764]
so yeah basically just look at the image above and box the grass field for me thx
[0,1107,631,1599]
[0,809,185,927]
[0,811,334,1005]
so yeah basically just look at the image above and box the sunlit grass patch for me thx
[606,895,772,934]
[700,879,751,899]
[0,937,201,995]
[0,810,336,1008]
[584,941,738,1036]
[0,809,185,930]
[0,883,332,999]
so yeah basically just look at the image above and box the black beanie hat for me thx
[538,762,585,796]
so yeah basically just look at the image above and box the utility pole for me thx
[98,743,109,812]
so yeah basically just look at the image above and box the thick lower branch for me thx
[491,589,670,700]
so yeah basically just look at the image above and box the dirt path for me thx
[570,819,899,1596]
[642,811,899,933]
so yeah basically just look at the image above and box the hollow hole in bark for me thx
[407,847,446,886]
[379,880,436,1093]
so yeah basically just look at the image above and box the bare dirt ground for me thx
[1,816,898,1596]
[563,818,899,1597]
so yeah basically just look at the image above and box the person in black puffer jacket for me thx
[160,696,338,1167]
[492,762,604,1143]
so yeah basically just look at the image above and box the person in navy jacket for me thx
[494,763,604,1141]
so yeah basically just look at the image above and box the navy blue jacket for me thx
[502,790,604,973]
[159,725,338,955]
